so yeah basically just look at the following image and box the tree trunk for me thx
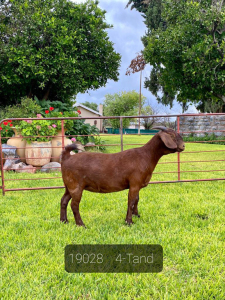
[42,82,52,100]
[27,80,35,98]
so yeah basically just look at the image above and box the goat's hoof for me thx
[76,222,86,228]
[125,220,134,226]
[60,219,69,224]
[132,213,140,218]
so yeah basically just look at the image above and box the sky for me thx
[73,0,198,114]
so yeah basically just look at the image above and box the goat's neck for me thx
[142,135,167,170]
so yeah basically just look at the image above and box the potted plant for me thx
[4,121,27,163]
[0,120,14,143]
[44,107,80,162]
[18,117,58,167]
[0,97,43,162]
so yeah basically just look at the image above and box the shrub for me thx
[0,120,15,144]
[18,118,58,143]
[0,97,42,122]
[0,97,42,143]
[0,98,105,151]
[183,133,225,145]
[34,98,74,114]
[42,107,80,133]
[67,119,100,145]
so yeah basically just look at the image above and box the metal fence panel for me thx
[0,113,225,195]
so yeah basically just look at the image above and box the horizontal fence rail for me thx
[0,113,225,195]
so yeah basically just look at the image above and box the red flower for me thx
[8,120,12,123]
[3,121,8,125]
[5,129,8,132]
[49,107,54,111]
[45,110,49,114]
[10,123,13,127]
[77,110,81,114]
[60,112,63,115]
[0,127,2,130]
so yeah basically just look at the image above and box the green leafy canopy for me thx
[127,0,225,112]
[81,101,99,112]
[0,0,121,105]
[103,90,146,128]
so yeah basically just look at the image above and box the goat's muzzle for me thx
[177,143,185,152]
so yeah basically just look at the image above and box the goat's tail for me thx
[61,143,81,161]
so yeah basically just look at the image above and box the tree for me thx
[81,101,98,112]
[127,0,225,112]
[0,0,121,106]
[126,0,164,33]
[103,91,146,128]
[126,0,149,14]
[141,105,159,129]
[126,53,146,133]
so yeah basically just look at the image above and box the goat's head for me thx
[152,126,185,154]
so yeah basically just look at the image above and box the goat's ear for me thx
[159,131,177,149]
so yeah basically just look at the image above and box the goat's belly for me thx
[84,182,129,193]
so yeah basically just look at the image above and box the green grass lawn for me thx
[0,135,225,299]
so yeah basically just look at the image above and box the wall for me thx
[179,115,225,137]
[106,128,158,134]
[76,106,102,131]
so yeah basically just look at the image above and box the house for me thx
[128,122,145,130]
[74,103,103,132]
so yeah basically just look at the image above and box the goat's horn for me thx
[152,126,168,132]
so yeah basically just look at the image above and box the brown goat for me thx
[60,127,185,226]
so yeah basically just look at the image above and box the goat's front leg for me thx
[60,187,71,223]
[70,188,85,227]
[126,187,140,225]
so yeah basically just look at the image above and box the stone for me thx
[179,115,225,137]
[3,157,21,171]
[218,115,225,121]
[85,142,95,148]
[2,144,17,158]
[214,132,223,137]
[187,117,195,122]
[76,142,85,153]
[41,162,61,173]
[13,162,36,173]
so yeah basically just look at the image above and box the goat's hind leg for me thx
[60,186,71,223]
[126,187,140,225]
[132,193,140,218]
[70,188,85,227]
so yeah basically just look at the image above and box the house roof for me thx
[74,103,102,116]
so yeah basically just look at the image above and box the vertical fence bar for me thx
[120,117,123,152]
[138,71,142,135]
[61,120,65,150]
[0,131,5,195]
[177,116,181,181]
